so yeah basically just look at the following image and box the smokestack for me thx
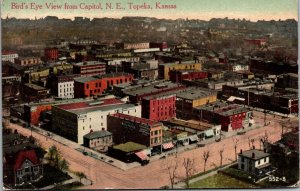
[252,152,255,158]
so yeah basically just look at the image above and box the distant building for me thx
[238,149,272,177]
[22,83,50,102]
[183,78,243,91]
[44,47,58,61]
[14,57,42,67]
[149,42,168,51]
[74,73,133,98]
[49,74,80,99]
[73,61,106,77]
[116,42,150,50]
[52,98,141,144]
[107,113,163,150]
[142,91,177,121]
[169,70,208,83]
[244,39,267,46]
[2,50,18,62]
[193,102,252,131]
[176,88,218,119]
[83,130,113,153]
[158,61,202,80]
[123,81,186,103]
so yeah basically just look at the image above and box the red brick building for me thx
[169,70,208,83]
[44,47,58,61]
[149,42,168,50]
[74,73,133,98]
[24,104,52,126]
[193,103,252,131]
[142,92,177,121]
[73,61,106,77]
[107,113,163,148]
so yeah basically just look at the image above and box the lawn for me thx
[189,173,258,189]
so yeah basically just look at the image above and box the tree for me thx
[165,157,179,189]
[202,150,210,172]
[59,158,69,172]
[232,138,239,161]
[75,172,87,183]
[182,157,195,188]
[48,145,58,165]
[248,137,255,149]
[219,146,225,166]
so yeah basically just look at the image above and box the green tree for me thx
[59,158,69,172]
[75,172,87,183]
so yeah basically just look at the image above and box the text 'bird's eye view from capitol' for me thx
[1,0,299,190]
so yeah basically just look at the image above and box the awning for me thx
[205,129,214,137]
[227,96,245,102]
[162,142,174,150]
[189,135,199,142]
[135,151,148,161]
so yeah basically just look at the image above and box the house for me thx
[238,149,272,177]
[3,132,44,187]
[83,130,113,152]
[73,61,106,77]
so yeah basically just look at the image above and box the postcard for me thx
[1,0,299,189]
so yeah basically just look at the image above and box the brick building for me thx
[107,113,163,149]
[169,70,208,83]
[73,61,106,77]
[74,73,133,98]
[193,102,252,131]
[115,42,150,50]
[176,88,218,119]
[142,91,177,121]
[22,83,50,102]
[14,57,42,67]
[158,61,202,80]
[123,81,186,103]
[2,50,18,62]
[44,47,58,61]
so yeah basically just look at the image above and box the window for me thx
[90,125,91,129]
[241,164,244,169]
[258,160,260,165]
[24,167,30,173]
[86,84,89,89]
[83,126,85,130]
[264,158,267,162]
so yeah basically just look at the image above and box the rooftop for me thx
[110,113,161,126]
[74,76,98,83]
[113,142,146,153]
[74,73,132,83]
[24,83,48,91]
[239,149,270,160]
[159,60,199,66]
[176,87,217,100]
[195,102,250,116]
[74,61,106,66]
[124,81,184,97]
[84,130,112,140]
[166,118,214,131]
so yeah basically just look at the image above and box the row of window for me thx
[86,78,131,89]
[59,83,73,88]
[151,129,162,136]
[150,137,162,144]
[90,136,112,145]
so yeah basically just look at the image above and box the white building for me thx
[58,80,74,99]
[52,98,141,144]
[231,64,249,72]
[2,51,18,62]
[238,149,272,176]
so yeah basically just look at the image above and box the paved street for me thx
[7,111,297,189]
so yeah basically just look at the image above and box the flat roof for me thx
[159,60,199,66]
[24,83,48,91]
[143,89,180,100]
[110,113,160,126]
[124,81,183,97]
[74,76,98,83]
[167,118,214,131]
[74,61,106,66]
[113,142,146,153]
[177,87,217,100]
[94,72,132,79]
[26,98,86,107]
[201,103,250,116]
[239,149,270,160]
[84,130,112,140]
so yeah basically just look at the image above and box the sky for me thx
[1,0,298,21]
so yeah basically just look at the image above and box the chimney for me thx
[253,145,255,149]
[240,149,242,154]
[264,149,267,153]
[252,152,255,158]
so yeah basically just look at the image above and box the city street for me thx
[7,111,297,189]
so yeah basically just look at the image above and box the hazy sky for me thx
[1,0,298,21]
